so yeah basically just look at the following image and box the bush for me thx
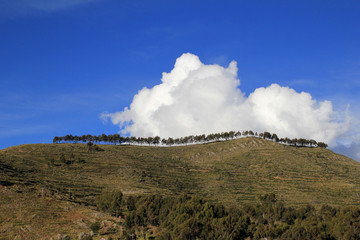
[89,221,101,233]
[96,190,123,216]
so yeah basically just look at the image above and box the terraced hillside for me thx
[1,137,360,207]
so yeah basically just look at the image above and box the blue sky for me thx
[0,0,359,160]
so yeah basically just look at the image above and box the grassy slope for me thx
[1,137,360,208]
[0,185,122,240]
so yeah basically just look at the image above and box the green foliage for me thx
[54,130,326,148]
[96,190,123,217]
[60,153,74,165]
[89,221,101,233]
[112,193,360,239]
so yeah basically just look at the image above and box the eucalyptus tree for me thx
[200,134,206,142]
[263,132,271,140]
[108,134,115,144]
[194,134,205,143]
[153,136,160,146]
[189,135,195,144]
[223,132,230,140]
[309,139,317,147]
[298,138,308,147]
[86,134,93,143]
[64,134,71,143]
[53,136,60,144]
[166,137,174,146]
[115,135,121,145]
[229,131,235,139]
[272,133,279,142]
[317,142,328,148]
[101,134,108,144]
[182,136,190,145]
[206,134,215,142]
[129,136,136,145]
[146,137,153,146]
[283,138,291,145]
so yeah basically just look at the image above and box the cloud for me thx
[102,53,351,147]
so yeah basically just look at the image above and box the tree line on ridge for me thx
[53,130,328,148]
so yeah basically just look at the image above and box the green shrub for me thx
[89,221,101,233]
[96,190,123,217]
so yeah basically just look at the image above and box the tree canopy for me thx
[53,130,328,148]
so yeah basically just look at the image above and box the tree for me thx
[87,141,94,152]
[272,133,279,142]
[86,134,93,143]
[229,131,235,139]
[53,136,59,144]
[96,190,123,217]
[166,138,174,146]
[153,136,160,146]
[113,134,121,145]
[108,134,114,144]
[147,137,154,146]
[130,136,137,145]
[317,142,328,148]
[223,132,230,140]
[263,132,272,139]
[298,138,306,147]
[81,134,87,143]
[99,134,106,144]
[309,139,317,147]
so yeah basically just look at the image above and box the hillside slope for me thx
[1,137,360,207]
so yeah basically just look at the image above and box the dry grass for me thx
[0,185,123,239]
[1,138,360,207]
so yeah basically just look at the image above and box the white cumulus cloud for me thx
[102,53,350,146]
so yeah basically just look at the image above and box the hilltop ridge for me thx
[1,137,359,207]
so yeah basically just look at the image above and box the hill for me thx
[1,137,360,207]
